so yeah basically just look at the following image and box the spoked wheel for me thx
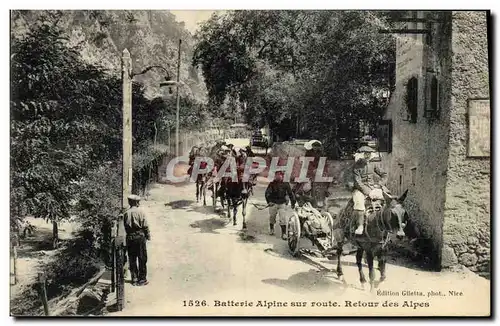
[287,212,301,257]
[323,212,335,248]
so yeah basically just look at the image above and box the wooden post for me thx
[11,234,18,286]
[110,222,117,293]
[175,39,182,157]
[119,48,132,311]
[115,213,126,311]
[122,49,133,208]
[167,126,171,152]
[115,240,125,311]
[38,272,49,316]
[13,245,17,285]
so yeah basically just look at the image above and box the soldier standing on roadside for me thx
[124,194,151,286]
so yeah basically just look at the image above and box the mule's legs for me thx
[378,251,387,283]
[242,198,247,230]
[356,247,367,286]
[366,250,376,292]
[220,186,226,209]
[202,181,207,206]
[232,201,238,226]
[336,243,345,282]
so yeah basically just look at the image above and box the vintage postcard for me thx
[9,9,491,317]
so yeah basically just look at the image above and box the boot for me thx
[280,225,287,240]
[269,223,274,235]
[354,210,364,235]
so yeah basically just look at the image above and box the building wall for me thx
[441,11,490,277]
[382,12,453,269]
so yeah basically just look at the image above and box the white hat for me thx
[127,194,141,201]
[221,145,229,151]
[304,140,322,150]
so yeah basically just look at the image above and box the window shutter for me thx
[377,120,393,153]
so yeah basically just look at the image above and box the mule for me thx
[220,150,254,229]
[188,147,210,205]
[331,189,410,291]
[223,179,251,229]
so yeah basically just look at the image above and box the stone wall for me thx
[158,129,226,182]
[381,12,454,269]
[441,11,490,277]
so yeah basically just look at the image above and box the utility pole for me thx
[122,49,133,208]
[117,48,132,311]
[175,39,182,157]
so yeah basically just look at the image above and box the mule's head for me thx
[382,189,410,240]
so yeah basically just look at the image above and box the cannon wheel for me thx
[323,212,335,248]
[287,212,301,257]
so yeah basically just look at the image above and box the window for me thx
[411,167,417,186]
[398,164,404,195]
[405,77,418,123]
[425,73,440,119]
[377,120,393,153]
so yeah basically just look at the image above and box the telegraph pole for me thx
[122,49,133,208]
[175,39,182,157]
[117,48,132,311]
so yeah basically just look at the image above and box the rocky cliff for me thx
[10,10,208,102]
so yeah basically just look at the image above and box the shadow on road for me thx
[165,200,195,209]
[262,268,348,295]
[186,205,218,215]
[189,218,231,234]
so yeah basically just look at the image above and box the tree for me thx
[193,10,396,149]
[10,15,170,247]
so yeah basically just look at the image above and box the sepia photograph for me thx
[8,8,491,317]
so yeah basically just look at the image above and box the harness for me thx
[362,207,392,250]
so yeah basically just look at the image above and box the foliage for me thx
[10,15,182,229]
[10,12,218,315]
[193,10,396,144]
[11,16,122,229]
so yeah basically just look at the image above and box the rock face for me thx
[10,10,208,103]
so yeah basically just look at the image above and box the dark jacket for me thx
[265,181,296,206]
[352,158,388,196]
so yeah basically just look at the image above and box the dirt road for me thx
[109,178,490,317]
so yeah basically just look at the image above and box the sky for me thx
[170,10,220,34]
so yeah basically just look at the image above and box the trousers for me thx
[269,203,287,226]
[126,234,148,282]
[352,188,385,211]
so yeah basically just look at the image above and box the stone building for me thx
[380,11,490,277]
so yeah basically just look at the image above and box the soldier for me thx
[350,145,389,235]
[265,171,296,239]
[123,194,151,286]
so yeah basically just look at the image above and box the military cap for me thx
[127,194,142,201]
[357,145,376,153]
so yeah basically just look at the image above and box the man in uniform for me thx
[350,145,389,235]
[265,171,296,239]
[123,194,151,286]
